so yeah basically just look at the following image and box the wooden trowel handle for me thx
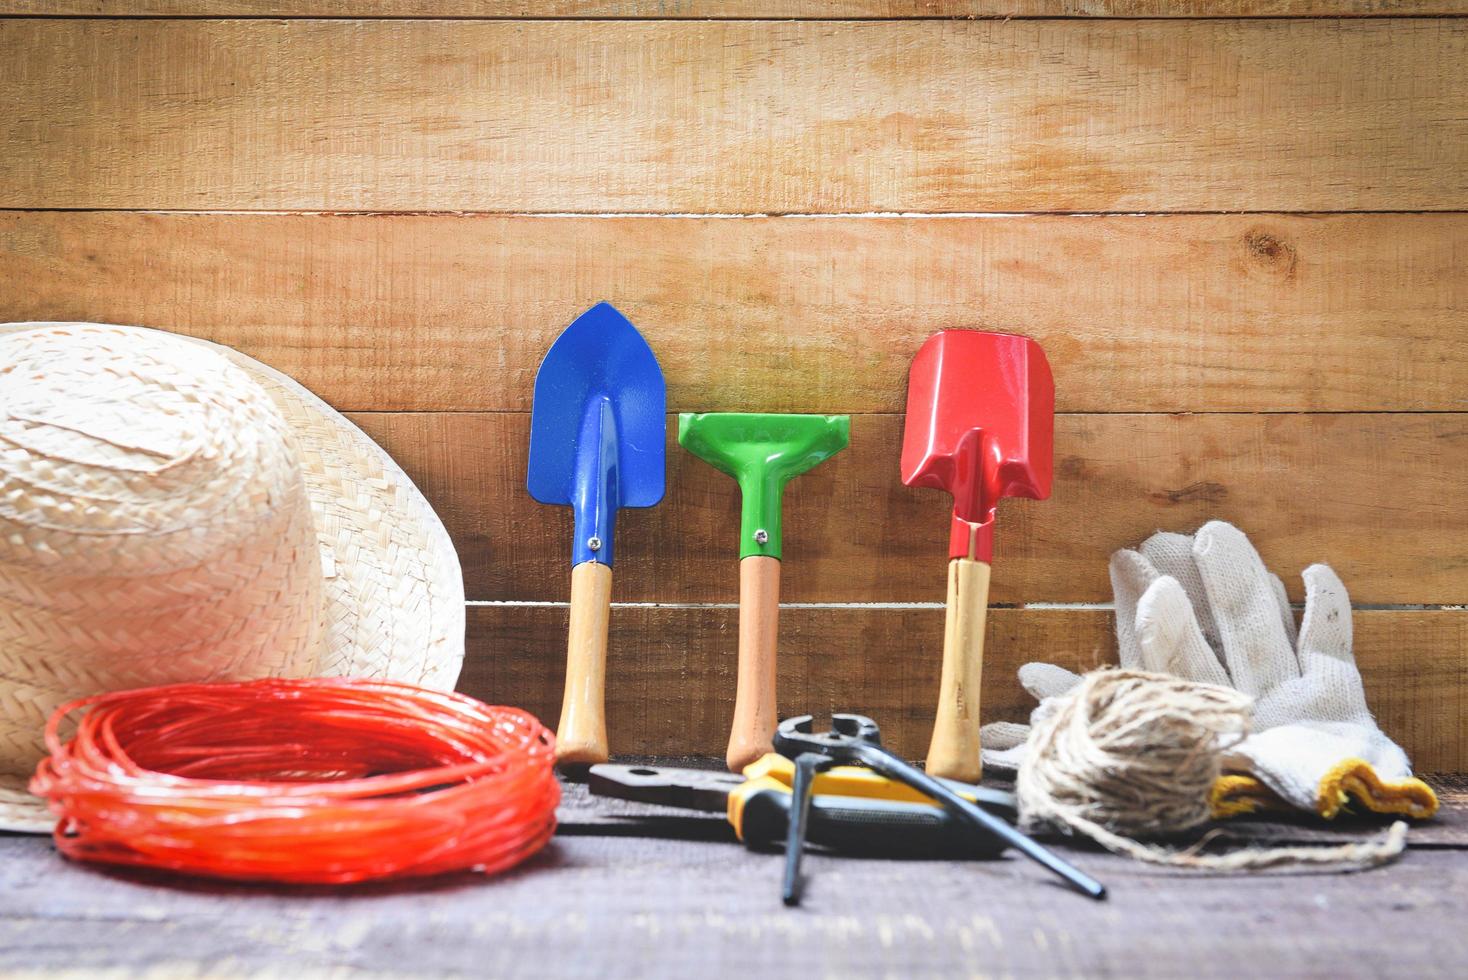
[926,557,992,782]
[727,555,781,772]
[557,560,613,767]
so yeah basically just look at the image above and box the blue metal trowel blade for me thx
[528,303,666,567]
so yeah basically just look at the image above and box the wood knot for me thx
[1056,455,1096,480]
[1243,229,1298,279]
[1149,481,1228,505]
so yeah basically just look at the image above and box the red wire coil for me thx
[29,677,560,884]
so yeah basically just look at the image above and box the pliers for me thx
[587,752,1017,858]
[775,713,1106,905]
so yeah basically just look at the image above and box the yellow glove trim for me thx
[1317,757,1439,820]
[1209,774,1290,819]
[1209,764,1439,821]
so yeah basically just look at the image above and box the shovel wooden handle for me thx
[727,555,781,772]
[926,557,991,782]
[557,560,613,767]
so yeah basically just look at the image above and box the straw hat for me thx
[0,322,465,832]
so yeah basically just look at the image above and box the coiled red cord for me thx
[29,678,560,884]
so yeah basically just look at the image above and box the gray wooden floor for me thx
[3,776,1466,978]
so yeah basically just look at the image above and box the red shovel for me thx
[900,331,1054,782]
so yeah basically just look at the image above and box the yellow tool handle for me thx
[742,753,979,805]
[725,765,1014,856]
[556,560,613,767]
[926,557,991,782]
[727,554,781,772]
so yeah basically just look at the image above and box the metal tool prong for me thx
[781,753,836,906]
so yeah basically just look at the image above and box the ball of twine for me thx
[1016,669,1407,871]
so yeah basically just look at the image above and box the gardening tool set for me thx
[529,308,1053,786]
[7,310,1434,900]
[522,304,1101,902]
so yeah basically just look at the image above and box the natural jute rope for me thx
[1016,669,1407,871]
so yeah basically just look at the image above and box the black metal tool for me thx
[774,714,1107,902]
[781,752,833,905]
[587,757,1015,861]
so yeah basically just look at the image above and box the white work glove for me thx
[982,521,1437,820]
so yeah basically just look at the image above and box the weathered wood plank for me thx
[6,1,1464,15]
[4,212,1464,414]
[349,411,1468,605]
[4,832,1467,979]
[462,605,1468,774]
[3,20,1465,212]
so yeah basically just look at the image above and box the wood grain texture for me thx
[5,831,1468,978]
[556,559,614,765]
[463,605,1468,773]
[5,212,1465,414]
[350,411,1468,605]
[3,20,1466,212]
[926,557,990,782]
[727,555,781,771]
[7,1,1464,14]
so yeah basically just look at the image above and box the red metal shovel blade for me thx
[900,331,1055,562]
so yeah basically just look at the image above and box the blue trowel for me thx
[528,303,666,767]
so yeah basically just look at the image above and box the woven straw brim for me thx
[0,323,465,832]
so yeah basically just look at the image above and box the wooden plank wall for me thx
[1,5,1464,771]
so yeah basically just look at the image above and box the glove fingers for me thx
[1139,530,1220,650]
[1297,563,1355,676]
[1108,548,1159,671]
[1135,576,1231,686]
[1017,662,1083,701]
[980,742,1028,775]
[1270,572,1299,646]
[1191,520,1298,697]
[979,720,1030,751]
[979,663,1080,774]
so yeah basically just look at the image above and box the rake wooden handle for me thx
[926,557,991,782]
[557,560,613,767]
[727,554,781,772]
